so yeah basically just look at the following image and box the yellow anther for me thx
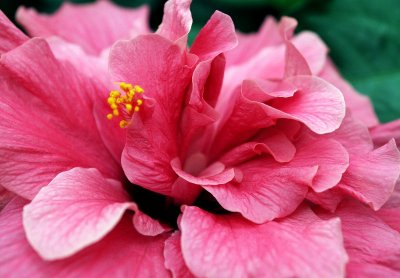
[126,104,133,112]
[106,82,144,128]
[107,97,115,105]
[110,90,120,98]
[119,120,128,128]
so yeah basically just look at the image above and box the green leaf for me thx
[295,0,400,122]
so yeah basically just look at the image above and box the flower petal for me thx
[203,157,317,223]
[17,2,150,55]
[0,198,169,277]
[0,11,28,54]
[339,139,400,210]
[190,11,238,61]
[23,168,133,260]
[320,59,378,127]
[156,0,192,46]
[110,34,193,196]
[164,232,195,278]
[0,38,120,199]
[180,206,348,278]
[319,200,400,276]
[371,119,400,147]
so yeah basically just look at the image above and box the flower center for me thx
[106,82,144,128]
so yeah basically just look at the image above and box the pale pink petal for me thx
[0,38,120,199]
[17,2,150,55]
[110,34,193,196]
[190,11,238,61]
[339,139,400,210]
[156,0,192,46]
[180,206,348,278]
[226,17,281,66]
[164,232,195,278]
[370,119,400,147]
[319,59,378,127]
[203,157,317,223]
[23,168,134,260]
[0,198,170,277]
[319,200,400,276]
[0,11,28,54]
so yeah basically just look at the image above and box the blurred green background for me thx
[1,0,400,123]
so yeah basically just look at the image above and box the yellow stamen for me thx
[119,120,128,128]
[105,83,144,128]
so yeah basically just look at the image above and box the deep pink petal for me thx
[180,206,348,277]
[17,2,150,55]
[319,59,378,127]
[164,232,195,278]
[156,0,192,47]
[0,198,169,277]
[190,11,238,61]
[319,200,400,276]
[203,157,317,223]
[0,11,28,54]
[110,34,193,196]
[339,139,400,210]
[23,168,134,260]
[0,38,120,199]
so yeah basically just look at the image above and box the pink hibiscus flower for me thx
[1,0,400,277]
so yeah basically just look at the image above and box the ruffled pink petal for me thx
[291,136,349,192]
[203,157,317,223]
[0,11,28,54]
[218,127,296,165]
[319,200,400,276]
[110,34,193,196]
[226,17,281,66]
[370,119,400,147]
[23,168,135,260]
[339,139,400,210]
[0,198,169,277]
[190,11,238,61]
[212,76,345,155]
[0,38,120,199]
[319,59,378,127]
[164,232,195,278]
[17,2,150,55]
[156,0,192,47]
[180,206,348,277]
